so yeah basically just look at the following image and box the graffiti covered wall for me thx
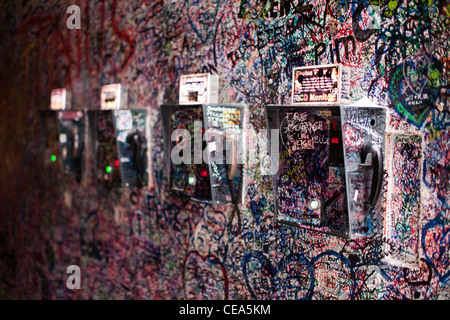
[0,0,449,300]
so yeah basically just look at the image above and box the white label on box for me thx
[51,88,70,110]
[208,141,216,152]
[117,131,127,143]
[101,84,122,110]
[292,64,341,106]
[179,73,219,104]
[59,133,67,143]
[116,110,133,130]
[353,189,359,202]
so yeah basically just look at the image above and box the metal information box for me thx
[160,103,246,206]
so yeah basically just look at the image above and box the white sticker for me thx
[101,84,121,110]
[59,133,67,143]
[208,141,216,152]
[353,189,359,202]
[117,131,127,143]
[116,110,133,130]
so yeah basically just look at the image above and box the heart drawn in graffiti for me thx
[182,250,229,299]
[243,251,315,300]
[389,62,431,127]
[186,0,221,45]
[422,217,450,282]
[402,54,431,96]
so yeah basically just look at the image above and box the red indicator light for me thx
[331,137,339,144]
[200,170,208,177]
[115,160,120,167]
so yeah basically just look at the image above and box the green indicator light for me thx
[188,176,195,185]
[310,200,320,210]
[106,166,112,173]
[51,155,56,162]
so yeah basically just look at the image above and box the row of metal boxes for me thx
[41,100,400,241]
[40,109,148,188]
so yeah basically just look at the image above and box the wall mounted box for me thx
[88,110,122,187]
[113,109,149,188]
[57,110,85,181]
[384,132,423,267]
[292,63,350,106]
[40,88,84,181]
[39,110,85,182]
[100,83,128,110]
[40,110,62,170]
[203,104,247,205]
[88,109,149,189]
[160,103,246,205]
[266,98,387,239]
[50,88,72,110]
[179,73,219,105]
[89,83,148,188]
